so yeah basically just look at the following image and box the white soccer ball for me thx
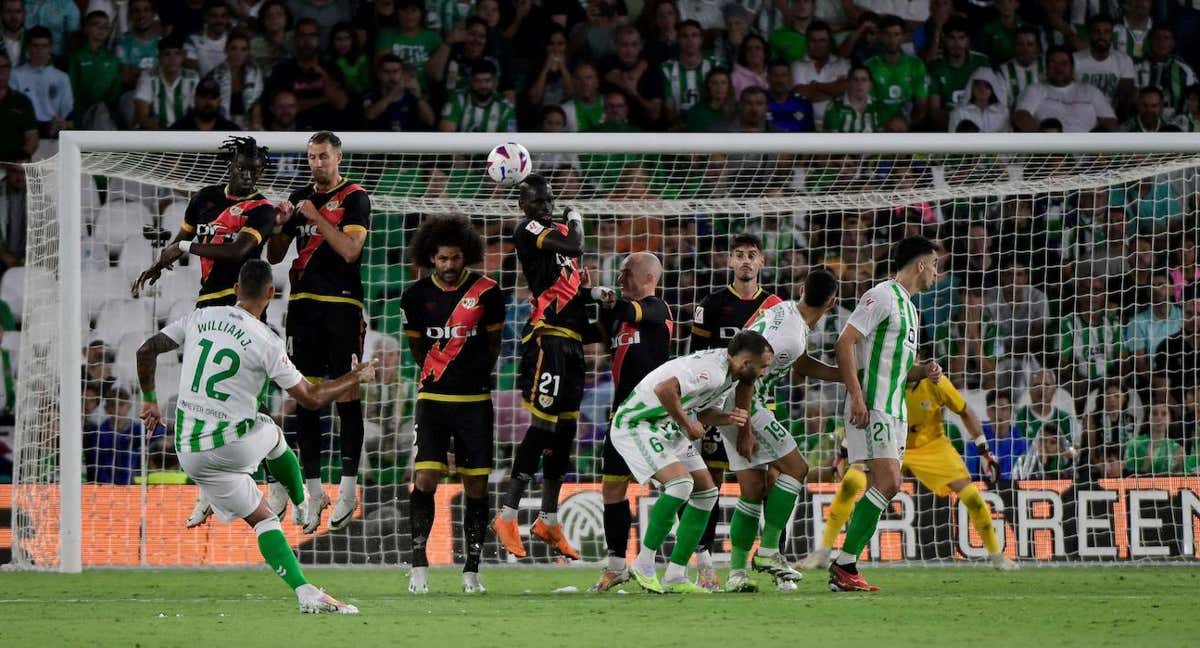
[486,142,532,186]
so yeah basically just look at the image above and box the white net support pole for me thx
[57,134,82,573]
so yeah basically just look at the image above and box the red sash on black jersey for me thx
[421,275,498,384]
[749,295,784,325]
[529,224,583,336]
[289,183,364,284]
[198,197,272,282]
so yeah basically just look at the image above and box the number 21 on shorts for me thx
[537,371,560,409]
[871,420,891,444]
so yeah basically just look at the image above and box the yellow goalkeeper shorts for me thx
[902,435,971,497]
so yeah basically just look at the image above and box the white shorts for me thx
[720,401,798,472]
[843,407,907,464]
[609,419,706,485]
[177,415,281,523]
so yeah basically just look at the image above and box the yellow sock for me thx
[821,467,867,549]
[959,483,1000,555]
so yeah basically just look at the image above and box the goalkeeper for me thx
[797,373,1018,571]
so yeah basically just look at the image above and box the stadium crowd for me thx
[0,0,1196,489]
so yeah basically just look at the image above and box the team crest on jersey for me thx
[461,297,478,309]
[326,200,340,211]
[538,394,554,408]
[230,205,243,215]
[776,352,791,363]
[525,220,545,235]
[693,306,705,324]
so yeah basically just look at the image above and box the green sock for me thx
[266,447,305,506]
[839,487,889,560]
[728,498,761,570]
[669,504,713,566]
[642,489,687,552]
[760,475,803,551]
[256,521,308,589]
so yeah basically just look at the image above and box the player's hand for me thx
[737,428,757,460]
[350,354,378,382]
[140,401,163,434]
[563,207,583,227]
[725,407,749,428]
[979,451,1001,486]
[131,266,162,297]
[297,200,321,222]
[849,395,869,428]
[590,286,617,307]
[923,360,943,384]
[274,200,294,227]
[684,419,706,440]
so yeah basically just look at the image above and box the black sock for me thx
[464,496,487,573]
[296,406,323,479]
[604,501,632,558]
[541,478,563,517]
[336,401,364,478]
[502,473,532,511]
[503,426,549,510]
[409,487,435,568]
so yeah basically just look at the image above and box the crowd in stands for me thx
[0,0,1197,487]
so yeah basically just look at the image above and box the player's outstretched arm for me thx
[791,354,841,383]
[908,359,942,383]
[135,332,181,432]
[170,231,262,264]
[286,354,377,410]
[265,200,295,264]
[653,377,706,441]
[131,228,196,296]
[836,326,869,427]
[534,208,584,257]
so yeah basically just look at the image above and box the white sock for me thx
[500,505,519,521]
[607,555,627,571]
[757,547,778,558]
[305,478,323,502]
[835,550,857,566]
[663,561,687,582]
[634,547,656,570]
[295,583,320,597]
[539,511,558,526]
[338,475,357,498]
[694,549,713,568]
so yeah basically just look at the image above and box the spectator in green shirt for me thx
[936,284,1002,390]
[115,0,161,90]
[823,64,885,132]
[1125,403,1184,475]
[329,22,371,98]
[376,0,441,91]
[68,11,121,129]
[864,14,929,126]
[561,62,602,132]
[437,58,515,132]
[769,0,814,63]
[684,67,737,132]
[980,0,1026,64]
[927,17,990,130]
[1015,368,1076,442]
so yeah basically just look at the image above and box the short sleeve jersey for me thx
[928,51,991,106]
[612,348,737,432]
[182,184,275,302]
[744,300,811,403]
[512,218,590,339]
[905,377,968,448]
[283,180,371,305]
[598,295,674,407]
[844,279,921,420]
[865,53,929,120]
[400,271,506,396]
[690,286,783,351]
[161,306,304,452]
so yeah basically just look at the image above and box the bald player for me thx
[591,253,675,592]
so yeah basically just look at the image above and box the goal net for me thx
[9,132,1200,570]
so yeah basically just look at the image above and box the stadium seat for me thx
[166,299,193,329]
[154,270,200,305]
[2,329,20,375]
[94,299,154,346]
[115,236,154,280]
[1,267,54,326]
[160,201,189,234]
[84,268,132,322]
[93,201,152,255]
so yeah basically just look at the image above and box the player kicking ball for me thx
[720,268,843,593]
[827,236,939,592]
[136,260,375,613]
[610,330,773,594]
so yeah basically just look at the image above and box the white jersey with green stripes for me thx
[612,348,736,432]
[844,279,920,421]
[744,300,810,403]
[161,306,305,453]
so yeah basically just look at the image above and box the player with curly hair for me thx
[399,215,505,594]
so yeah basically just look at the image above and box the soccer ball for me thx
[486,142,532,186]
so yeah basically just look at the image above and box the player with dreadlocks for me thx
[133,135,280,528]
[399,215,505,594]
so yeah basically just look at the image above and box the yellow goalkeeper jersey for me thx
[905,377,967,449]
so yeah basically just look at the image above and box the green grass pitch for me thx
[0,567,1194,647]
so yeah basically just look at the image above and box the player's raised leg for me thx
[796,464,866,570]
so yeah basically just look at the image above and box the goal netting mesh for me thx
[10,137,1200,568]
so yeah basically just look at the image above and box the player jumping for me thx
[493,174,612,560]
[721,267,843,593]
[136,259,374,614]
[797,373,1018,571]
[828,236,940,592]
[590,252,673,592]
[611,330,773,593]
[266,131,371,534]
[400,215,505,594]
[687,233,782,590]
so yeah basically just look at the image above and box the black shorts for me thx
[517,333,585,424]
[285,299,365,379]
[412,398,494,475]
[700,427,729,470]
[602,414,632,481]
[195,291,237,308]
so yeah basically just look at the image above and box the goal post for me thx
[13,130,1200,571]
